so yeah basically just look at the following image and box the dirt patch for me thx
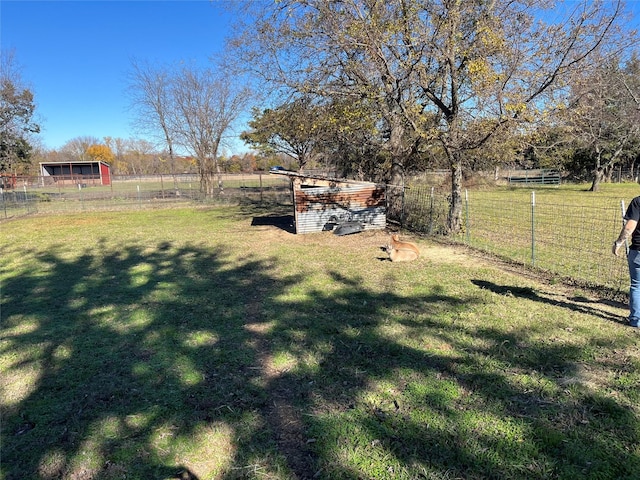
[244,296,318,478]
[245,219,495,268]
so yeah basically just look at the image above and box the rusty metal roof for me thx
[269,170,383,187]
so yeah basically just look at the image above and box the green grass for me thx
[405,182,636,291]
[1,206,639,479]
[27,173,286,197]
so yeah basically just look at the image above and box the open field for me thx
[1,205,639,479]
[0,173,292,218]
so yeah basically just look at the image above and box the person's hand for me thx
[613,240,625,256]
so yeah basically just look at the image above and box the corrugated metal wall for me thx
[294,183,386,234]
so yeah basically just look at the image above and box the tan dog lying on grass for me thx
[384,234,420,262]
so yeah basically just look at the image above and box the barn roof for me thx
[39,160,111,166]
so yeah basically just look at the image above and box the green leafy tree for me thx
[233,0,633,231]
[0,50,39,173]
[565,53,640,191]
[523,125,576,173]
[241,98,324,172]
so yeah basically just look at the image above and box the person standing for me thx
[613,196,640,328]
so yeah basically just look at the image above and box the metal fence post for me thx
[531,191,536,267]
[23,186,29,213]
[429,187,434,234]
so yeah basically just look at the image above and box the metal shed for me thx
[40,161,112,186]
[272,171,386,234]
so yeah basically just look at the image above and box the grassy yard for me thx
[1,206,639,479]
[405,182,637,291]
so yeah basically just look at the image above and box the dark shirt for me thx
[624,196,640,249]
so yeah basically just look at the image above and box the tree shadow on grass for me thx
[1,241,304,479]
[472,279,626,325]
[1,241,639,479]
[279,275,639,479]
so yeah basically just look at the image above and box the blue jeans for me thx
[627,249,640,327]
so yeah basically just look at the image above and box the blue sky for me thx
[2,1,639,152]
[1,0,236,150]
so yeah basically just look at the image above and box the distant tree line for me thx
[15,135,299,177]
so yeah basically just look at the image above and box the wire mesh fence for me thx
[0,173,293,217]
[402,185,629,293]
[1,173,631,294]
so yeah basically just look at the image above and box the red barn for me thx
[40,161,111,186]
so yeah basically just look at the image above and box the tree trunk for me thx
[589,149,603,192]
[590,167,604,192]
[200,172,215,197]
[167,144,179,190]
[387,161,405,223]
[199,156,216,198]
[385,114,406,223]
[447,156,464,234]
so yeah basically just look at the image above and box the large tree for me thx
[128,61,249,196]
[171,66,250,195]
[128,60,180,183]
[242,94,393,179]
[566,52,640,191]
[0,50,40,174]
[233,0,633,231]
[241,97,325,172]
